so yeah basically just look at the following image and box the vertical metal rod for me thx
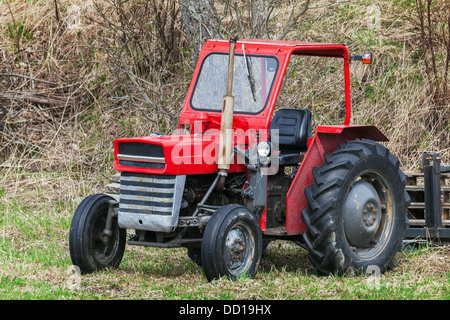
[103,200,118,240]
[423,153,443,229]
[343,53,351,125]
[226,39,236,96]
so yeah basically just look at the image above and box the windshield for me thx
[191,53,278,114]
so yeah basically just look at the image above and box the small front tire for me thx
[69,194,126,273]
[201,204,262,281]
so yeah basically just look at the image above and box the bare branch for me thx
[0,73,57,86]
[277,0,311,40]
[0,92,74,106]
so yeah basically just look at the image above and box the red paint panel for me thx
[114,133,248,175]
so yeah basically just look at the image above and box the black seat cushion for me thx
[269,108,312,165]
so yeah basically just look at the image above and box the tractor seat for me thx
[269,108,312,166]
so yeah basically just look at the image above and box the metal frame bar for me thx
[117,154,165,164]
[405,152,450,240]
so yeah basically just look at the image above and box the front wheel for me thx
[69,194,126,273]
[302,139,410,275]
[201,204,262,281]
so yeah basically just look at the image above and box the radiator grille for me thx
[118,172,186,232]
[119,172,175,216]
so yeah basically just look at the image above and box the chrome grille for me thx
[119,173,175,215]
[118,172,186,232]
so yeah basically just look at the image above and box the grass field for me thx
[0,167,449,300]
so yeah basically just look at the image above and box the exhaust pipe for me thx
[217,38,237,190]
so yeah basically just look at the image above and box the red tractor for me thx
[69,39,410,281]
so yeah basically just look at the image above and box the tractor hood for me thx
[114,130,249,175]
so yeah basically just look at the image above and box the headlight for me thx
[257,141,271,157]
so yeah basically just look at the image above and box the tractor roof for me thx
[204,39,349,59]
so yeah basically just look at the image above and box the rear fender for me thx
[284,125,388,235]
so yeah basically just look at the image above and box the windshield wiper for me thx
[242,44,256,102]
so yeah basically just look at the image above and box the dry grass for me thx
[0,0,449,300]
[1,0,448,168]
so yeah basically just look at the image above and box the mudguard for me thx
[284,125,388,235]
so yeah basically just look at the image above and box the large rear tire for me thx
[69,194,126,273]
[201,204,262,281]
[301,139,410,275]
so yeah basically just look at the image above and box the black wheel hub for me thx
[91,216,120,264]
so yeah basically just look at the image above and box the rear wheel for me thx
[69,194,126,273]
[201,204,262,281]
[301,139,410,275]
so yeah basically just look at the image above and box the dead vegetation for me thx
[0,0,448,171]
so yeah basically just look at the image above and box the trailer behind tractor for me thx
[69,38,445,281]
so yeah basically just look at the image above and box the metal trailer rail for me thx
[405,152,450,241]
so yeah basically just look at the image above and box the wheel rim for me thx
[343,170,395,259]
[224,222,256,276]
[90,212,120,265]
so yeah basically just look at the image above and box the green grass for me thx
[0,168,448,301]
